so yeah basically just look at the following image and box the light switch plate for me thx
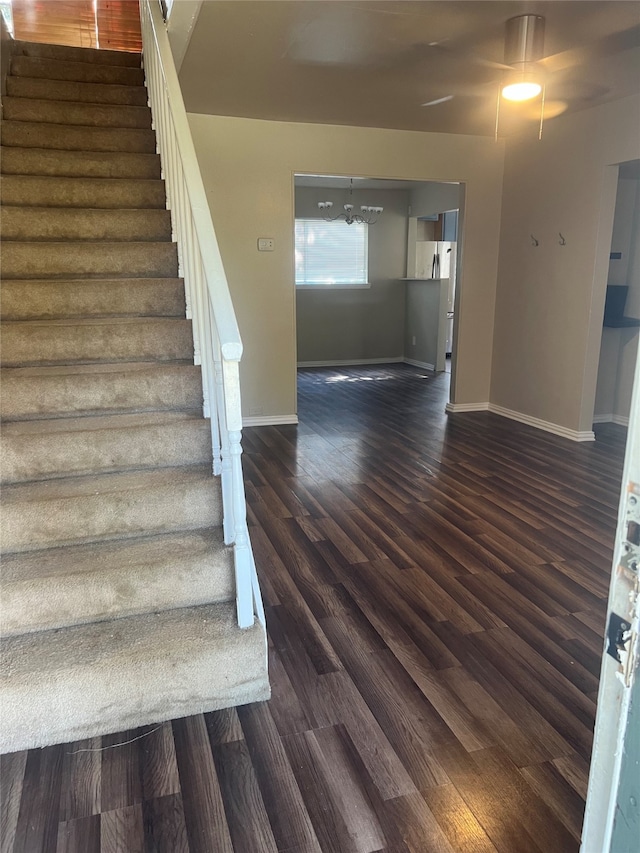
[258,238,275,251]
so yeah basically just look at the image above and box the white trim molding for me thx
[445,401,490,413]
[446,401,595,441]
[488,404,595,442]
[404,358,435,371]
[613,414,630,427]
[593,413,630,427]
[242,414,299,427]
[297,357,404,368]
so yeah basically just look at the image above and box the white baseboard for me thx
[297,357,403,367]
[297,357,436,370]
[445,401,595,441]
[403,358,435,371]
[445,401,490,413]
[593,413,629,427]
[242,414,298,427]
[488,404,595,442]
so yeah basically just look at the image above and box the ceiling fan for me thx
[419,14,639,117]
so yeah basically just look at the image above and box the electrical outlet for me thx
[258,238,275,252]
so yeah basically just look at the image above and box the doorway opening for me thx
[593,160,640,430]
[293,174,462,399]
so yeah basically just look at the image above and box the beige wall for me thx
[295,185,408,364]
[188,114,504,420]
[405,281,442,368]
[491,94,640,434]
[409,183,461,218]
[595,329,620,417]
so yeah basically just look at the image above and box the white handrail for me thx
[139,0,263,629]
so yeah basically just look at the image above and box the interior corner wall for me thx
[295,186,408,364]
[491,94,640,435]
[187,114,504,420]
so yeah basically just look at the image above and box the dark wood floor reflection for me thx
[2,364,626,853]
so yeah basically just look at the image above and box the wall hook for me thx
[558,232,566,246]
[531,234,539,247]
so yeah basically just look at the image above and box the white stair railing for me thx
[139,0,264,629]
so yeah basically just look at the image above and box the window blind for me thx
[295,219,368,285]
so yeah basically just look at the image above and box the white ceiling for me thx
[179,1,640,136]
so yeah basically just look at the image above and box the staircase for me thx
[0,40,269,754]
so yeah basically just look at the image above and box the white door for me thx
[581,343,640,852]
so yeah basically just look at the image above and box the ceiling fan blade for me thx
[547,78,611,103]
[411,41,510,73]
[421,95,455,108]
[539,23,640,73]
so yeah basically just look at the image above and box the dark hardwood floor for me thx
[1,364,627,853]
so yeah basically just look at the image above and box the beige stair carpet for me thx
[0,39,269,754]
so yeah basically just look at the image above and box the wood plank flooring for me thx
[1,364,626,853]
[11,1,142,53]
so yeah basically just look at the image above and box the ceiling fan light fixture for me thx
[501,15,545,101]
[504,14,545,66]
[502,76,542,101]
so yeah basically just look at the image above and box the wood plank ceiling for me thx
[10,0,141,53]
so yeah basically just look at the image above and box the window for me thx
[295,219,368,286]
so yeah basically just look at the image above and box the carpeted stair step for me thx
[1,528,233,636]
[1,207,172,242]
[1,277,185,320]
[1,362,203,421]
[1,241,178,278]
[1,120,156,153]
[10,55,144,87]
[2,464,222,553]
[1,174,166,208]
[3,96,151,129]
[0,146,161,179]
[13,40,142,68]
[0,39,269,752]
[6,75,148,106]
[1,317,194,366]
[0,600,269,753]
[1,411,211,484]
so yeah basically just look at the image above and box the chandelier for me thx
[317,179,383,225]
